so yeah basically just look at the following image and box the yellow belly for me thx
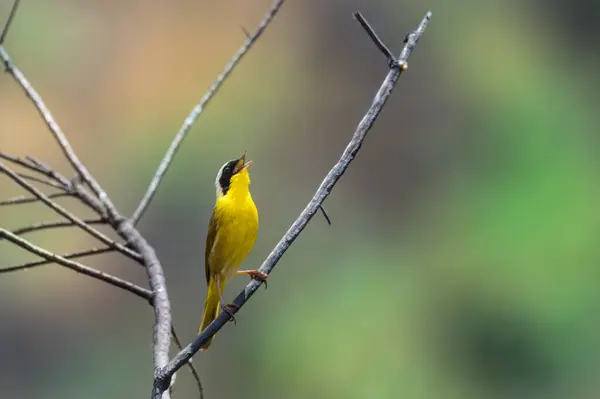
[208,194,259,280]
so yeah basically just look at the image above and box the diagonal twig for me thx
[0,0,18,45]
[152,10,432,396]
[16,172,65,190]
[0,228,152,300]
[0,152,67,187]
[0,152,109,218]
[318,205,332,225]
[131,0,286,225]
[11,218,106,236]
[170,327,204,398]
[0,192,71,206]
[0,247,116,274]
[0,161,142,262]
[352,11,395,66]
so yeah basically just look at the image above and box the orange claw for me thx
[221,303,240,324]
[237,269,269,288]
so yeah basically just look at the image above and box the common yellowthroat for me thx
[198,151,266,350]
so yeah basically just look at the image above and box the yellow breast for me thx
[207,192,259,279]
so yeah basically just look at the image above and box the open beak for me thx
[234,150,252,173]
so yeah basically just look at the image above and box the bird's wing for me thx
[205,211,219,284]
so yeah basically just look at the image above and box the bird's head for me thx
[215,150,253,198]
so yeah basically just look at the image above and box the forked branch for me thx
[0,2,174,395]
[0,162,141,262]
[152,10,432,397]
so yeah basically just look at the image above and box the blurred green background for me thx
[1,0,600,398]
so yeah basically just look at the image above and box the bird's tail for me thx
[198,276,223,350]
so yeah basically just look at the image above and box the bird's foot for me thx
[237,269,269,289]
[221,303,240,324]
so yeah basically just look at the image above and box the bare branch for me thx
[0,228,152,300]
[152,11,432,394]
[0,247,115,274]
[131,0,286,225]
[116,221,171,397]
[0,0,19,45]
[11,218,105,236]
[0,162,142,262]
[0,192,71,206]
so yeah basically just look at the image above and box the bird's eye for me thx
[224,167,230,173]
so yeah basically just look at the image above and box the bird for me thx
[198,150,266,350]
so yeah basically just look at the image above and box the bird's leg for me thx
[237,269,269,289]
[215,274,238,324]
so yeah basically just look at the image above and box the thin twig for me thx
[0,228,152,300]
[0,247,115,274]
[16,172,65,190]
[25,155,72,186]
[0,152,109,218]
[352,11,395,65]
[0,0,19,45]
[0,152,67,187]
[11,218,105,236]
[132,0,286,225]
[318,205,332,225]
[0,162,142,262]
[171,326,204,399]
[0,192,71,206]
[240,26,251,39]
[153,10,432,395]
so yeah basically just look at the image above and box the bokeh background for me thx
[1,0,600,398]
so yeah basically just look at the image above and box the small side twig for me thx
[10,218,106,236]
[153,10,432,395]
[132,0,286,225]
[16,172,65,190]
[352,11,395,65]
[170,326,203,399]
[0,228,151,300]
[0,247,116,274]
[0,192,71,206]
[0,162,142,262]
[0,152,67,187]
[0,152,106,214]
[0,0,18,44]
[318,205,332,225]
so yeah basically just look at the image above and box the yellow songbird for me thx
[198,151,265,350]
